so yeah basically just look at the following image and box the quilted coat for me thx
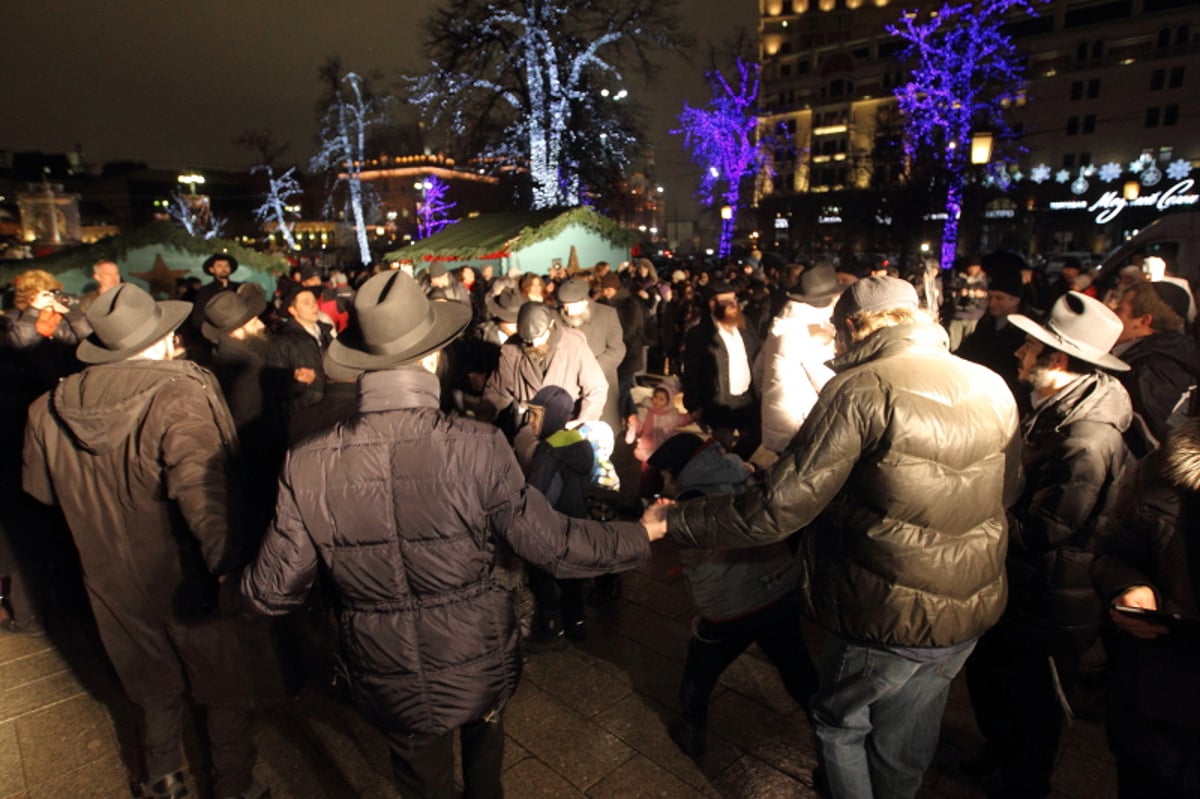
[240,367,647,734]
[669,321,1021,648]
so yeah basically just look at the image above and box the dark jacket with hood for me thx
[240,368,647,736]
[1091,417,1200,727]
[1006,370,1132,653]
[23,359,250,703]
[668,321,1021,648]
[1116,331,1200,446]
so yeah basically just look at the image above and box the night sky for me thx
[4,0,758,219]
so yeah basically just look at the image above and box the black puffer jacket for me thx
[1007,370,1132,653]
[1116,331,1200,445]
[1091,418,1200,727]
[240,368,647,735]
[669,321,1021,647]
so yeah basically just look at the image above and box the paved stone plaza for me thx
[1,531,1118,799]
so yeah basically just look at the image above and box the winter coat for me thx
[1092,417,1200,727]
[240,368,647,735]
[668,321,1021,648]
[1116,331,1200,446]
[754,299,837,454]
[606,287,646,378]
[955,314,1028,414]
[681,316,761,427]
[270,318,333,416]
[1007,370,1132,654]
[526,430,594,519]
[483,326,608,423]
[23,360,254,704]
[632,386,693,462]
[674,443,798,622]
[570,301,626,429]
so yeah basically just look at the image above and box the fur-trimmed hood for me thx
[1162,416,1200,492]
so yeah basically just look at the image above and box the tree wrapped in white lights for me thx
[404,0,685,210]
[252,165,302,251]
[311,70,386,265]
[888,0,1044,269]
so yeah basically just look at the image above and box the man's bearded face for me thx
[712,295,742,328]
[560,300,591,328]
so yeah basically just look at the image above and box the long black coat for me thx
[681,316,761,427]
[240,368,647,735]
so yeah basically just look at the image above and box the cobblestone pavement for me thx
[1,532,1117,798]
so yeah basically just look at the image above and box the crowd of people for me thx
[1,244,1198,799]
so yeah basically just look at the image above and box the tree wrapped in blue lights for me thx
[888,0,1043,269]
[404,0,684,210]
[674,56,772,258]
[416,177,456,240]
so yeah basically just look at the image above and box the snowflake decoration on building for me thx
[1055,169,1071,184]
[1129,158,1148,174]
[1140,165,1163,187]
[1098,162,1122,183]
[1009,169,1023,183]
[1167,159,1193,181]
[1030,164,1051,183]
[1071,176,1089,195]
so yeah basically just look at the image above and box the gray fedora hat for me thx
[324,270,471,380]
[786,263,842,305]
[1009,291,1129,372]
[78,283,191,364]
[201,284,267,343]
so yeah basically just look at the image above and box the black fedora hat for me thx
[787,264,842,305]
[201,284,267,343]
[1009,291,1129,372]
[324,270,471,380]
[486,287,526,323]
[78,283,192,364]
[202,253,239,276]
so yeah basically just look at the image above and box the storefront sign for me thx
[1048,178,1198,224]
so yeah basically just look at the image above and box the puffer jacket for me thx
[1007,370,1132,653]
[753,298,837,454]
[669,321,1021,648]
[240,368,647,735]
[1091,417,1200,727]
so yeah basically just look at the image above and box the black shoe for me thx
[668,719,706,760]
[140,771,188,799]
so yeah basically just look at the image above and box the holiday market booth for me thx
[385,207,634,276]
[0,224,287,299]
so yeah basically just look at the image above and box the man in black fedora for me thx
[964,290,1133,797]
[237,270,660,799]
[189,253,242,334]
[23,283,266,799]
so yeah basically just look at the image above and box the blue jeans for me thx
[812,634,975,799]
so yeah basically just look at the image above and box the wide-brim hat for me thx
[201,284,267,343]
[202,253,239,276]
[1009,291,1129,372]
[78,283,191,364]
[787,264,842,305]
[324,270,471,380]
[486,287,526,323]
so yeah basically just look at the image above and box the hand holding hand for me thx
[294,367,317,385]
[1111,585,1169,639]
[641,497,674,542]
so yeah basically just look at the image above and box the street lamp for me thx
[970,132,994,166]
[720,205,733,220]
[177,172,205,195]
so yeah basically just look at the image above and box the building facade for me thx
[757,0,1198,263]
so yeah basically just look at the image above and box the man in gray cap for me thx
[963,291,1133,798]
[238,270,657,798]
[23,283,265,799]
[644,275,1020,799]
[557,275,625,431]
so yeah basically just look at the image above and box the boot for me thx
[668,718,707,760]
